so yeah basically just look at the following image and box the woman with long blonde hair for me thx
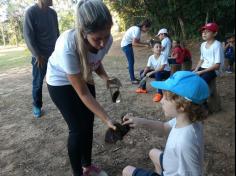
[46,0,121,175]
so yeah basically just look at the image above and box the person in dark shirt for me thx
[224,35,235,73]
[23,0,59,118]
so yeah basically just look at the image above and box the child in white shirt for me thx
[136,41,171,103]
[122,71,209,176]
[156,28,172,59]
[194,22,224,84]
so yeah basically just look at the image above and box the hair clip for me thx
[184,97,192,102]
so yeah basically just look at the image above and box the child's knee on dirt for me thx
[122,166,136,176]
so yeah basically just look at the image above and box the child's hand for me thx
[195,71,204,75]
[122,113,143,128]
[146,71,154,77]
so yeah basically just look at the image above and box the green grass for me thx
[0,48,31,72]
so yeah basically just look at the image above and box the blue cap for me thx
[150,71,209,104]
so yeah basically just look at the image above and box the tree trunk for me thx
[178,17,186,40]
[205,12,209,24]
[14,25,18,47]
[0,24,6,46]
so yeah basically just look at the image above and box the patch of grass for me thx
[0,48,31,72]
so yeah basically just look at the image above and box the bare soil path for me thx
[0,33,235,176]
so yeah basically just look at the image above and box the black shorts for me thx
[168,58,179,65]
[132,153,164,176]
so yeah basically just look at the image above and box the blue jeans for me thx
[122,44,136,81]
[139,70,170,94]
[31,56,48,108]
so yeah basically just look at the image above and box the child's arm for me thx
[132,38,149,47]
[122,113,172,137]
[193,59,204,72]
[224,42,230,50]
[143,67,151,76]
[146,65,165,77]
[196,63,220,75]
[171,52,178,59]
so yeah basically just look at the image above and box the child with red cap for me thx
[194,22,224,84]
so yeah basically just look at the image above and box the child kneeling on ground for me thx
[136,41,171,102]
[123,71,209,176]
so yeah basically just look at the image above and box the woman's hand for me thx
[106,119,116,130]
[122,113,144,128]
[106,77,122,89]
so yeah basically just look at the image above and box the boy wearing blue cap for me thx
[122,71,209,176]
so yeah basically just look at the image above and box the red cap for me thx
[200,23,219,32]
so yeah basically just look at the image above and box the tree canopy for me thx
[108,0,235,40]
[0,0,235,46]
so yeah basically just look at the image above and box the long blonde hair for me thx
[75,0,113,82]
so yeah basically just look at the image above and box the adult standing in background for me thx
[121,19,152,84]
[23,0,59,118]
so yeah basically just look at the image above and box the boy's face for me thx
[160,94,178,118]
[158,33,165,41]
[153,43,162,54]
[172,41,178,48]
[228,36,235,44]
[202,29,217,41]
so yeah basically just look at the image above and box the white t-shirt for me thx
[200,40,224,69]
[121,26,141,47]
[46,29,113,86]
[147,54,171,71]
[163,118,204,176]
[161,37,172,58]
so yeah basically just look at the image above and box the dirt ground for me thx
[0,32,235,176]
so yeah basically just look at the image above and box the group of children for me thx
[132,22,234,104]
[119,22,231,176]
[134,27,193,102]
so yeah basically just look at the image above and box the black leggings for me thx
[47,84,95,176]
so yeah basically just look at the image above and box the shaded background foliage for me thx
[107,0,235,41]
[0,0,76,46]
[0,0,235,46]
